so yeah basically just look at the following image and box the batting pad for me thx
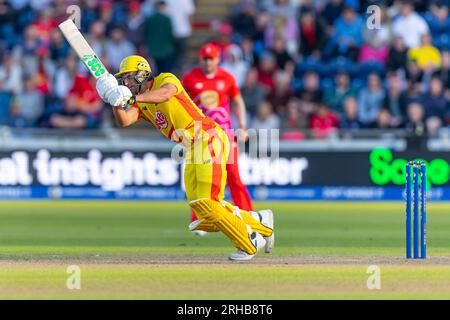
[189,219,220,232]
[189,198,257,254]
[222,201,273,238]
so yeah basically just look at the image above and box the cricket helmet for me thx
[115,55,153,95]
[115,55,151,77]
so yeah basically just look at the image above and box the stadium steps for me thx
[186,0,240,62]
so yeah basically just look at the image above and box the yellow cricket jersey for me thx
[130,73,216,144]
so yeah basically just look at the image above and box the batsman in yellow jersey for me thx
[95,55,274,260]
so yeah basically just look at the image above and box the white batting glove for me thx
[107,85,133,107]
[96,73,119,103]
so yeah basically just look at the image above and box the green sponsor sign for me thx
[82,55,106,77]
[370,148,449,186]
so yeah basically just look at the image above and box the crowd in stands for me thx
[0,0,450,140]
[0,0,195,130]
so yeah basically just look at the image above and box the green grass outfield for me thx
[0,201,449,299]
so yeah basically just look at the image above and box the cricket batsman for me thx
[95,55,274,260]
[182,43,254,237]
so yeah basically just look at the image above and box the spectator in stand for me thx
[241,68,267,117]
[322,0,344,27]
[420,76,447,126]
[326,4,364,61]
[309,101,340,138]
[359,7,393,65]
[256,51,278,93]
[53,54,79,100]
[405,59,424,92]
[104,27,135,72]
[48,94,98,129]
[298,8,327,58]
[340,96,362,130]
[80,0,100,32]
[433,50,450,97]
[48,28,69,62]
[67,74,103,122]
[425,1,450,40]
[323,70,356,114]
[21,25,41,58]
[142,1,175,73]
[10,75,44,127]
[265,0,297,20]
[269,35,294,71]
[98,2,115,32]
[374,108,396,129]
[408,34,442,72]
[124,1,145,48]
[32,9,56,47]
[387,36,408,72]
[210,21,233,56]
[265,15,299,56]
[280,99,307,140]
[295,70,322,104]
[363,5,394,47]
[165,0,195,71]
[221,44,249,88]
[383,71,408,127]
[251,100,280,130]
[0,53,22,95]
[241,36,258,66]
[230,0,258,39]
[0,79,13,126]
[357,72,386,127]
[87,21,107,64]
[405,101,427,137]
[392,0,429,49]
[267,70,293,115]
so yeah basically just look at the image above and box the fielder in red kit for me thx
[182,43,253,236]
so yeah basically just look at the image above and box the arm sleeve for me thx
[228,74,241,98]
[160,73,183,95]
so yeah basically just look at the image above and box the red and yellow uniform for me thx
[116,56,272,255]
[182,46,253,213]
[129,72,229,202]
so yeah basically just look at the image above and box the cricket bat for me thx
[58,19,107,79]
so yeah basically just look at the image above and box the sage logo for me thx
[370,148,449,186]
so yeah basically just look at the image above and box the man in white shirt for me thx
[392,0,429,49]
[164,0,195,70]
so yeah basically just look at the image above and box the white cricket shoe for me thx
[228,232,266,261]
[257,209,275,253]
[189,220,208,237]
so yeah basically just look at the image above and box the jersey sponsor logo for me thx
[199,90,219,109]
[155,111,168,129]
[194,82,204,90]
[217,81,225,91]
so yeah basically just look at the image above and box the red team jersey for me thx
[182,67,240,131]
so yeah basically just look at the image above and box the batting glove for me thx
[107,85,133,107]
[96,73,119,103]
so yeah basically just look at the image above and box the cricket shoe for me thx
[189,219,208,237]
[228,232,266,261]
[256,209,275,253]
